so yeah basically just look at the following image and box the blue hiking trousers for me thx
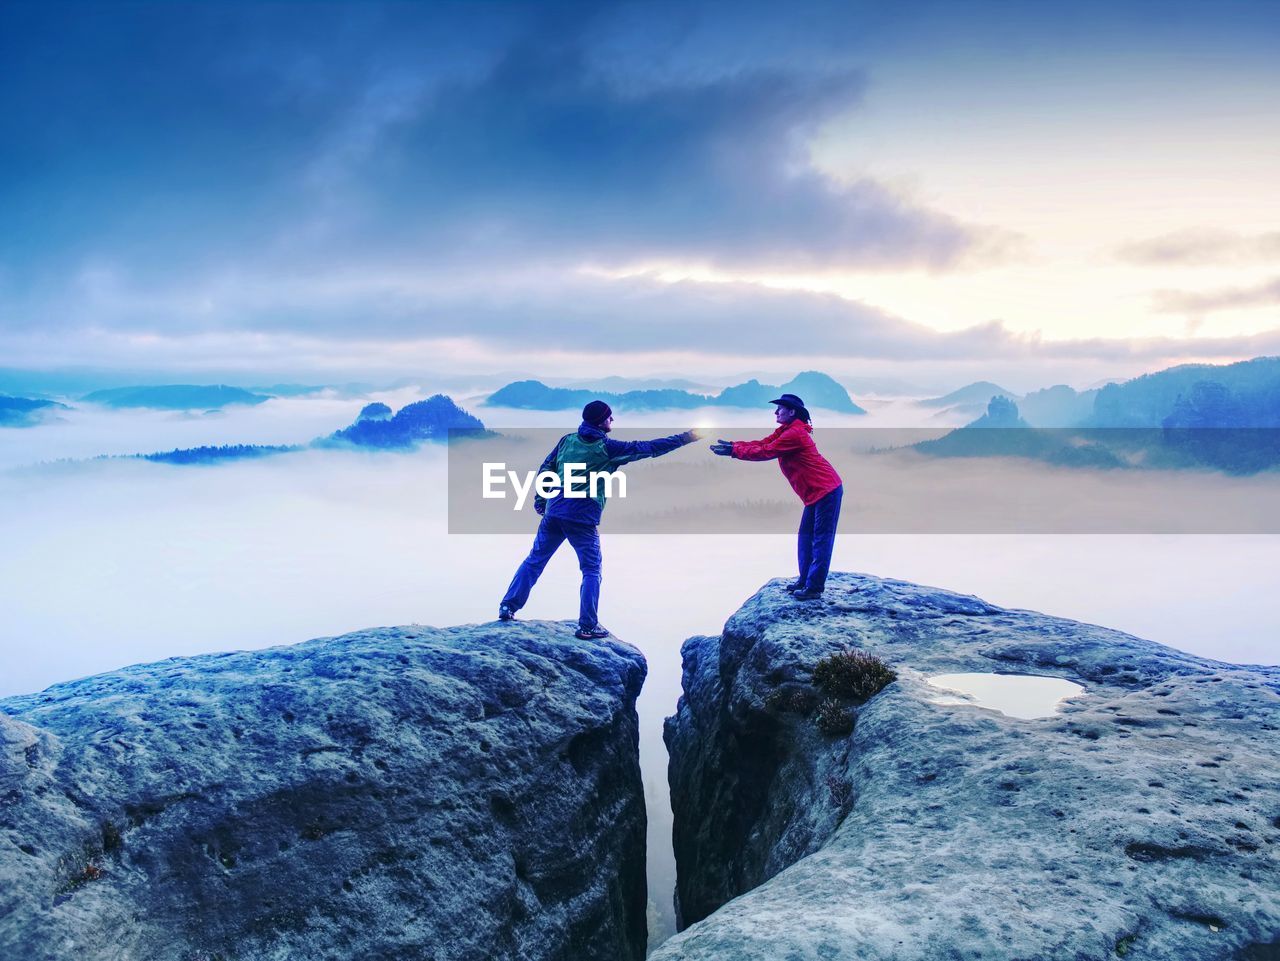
[796,484,843,592]
[501,515,603,630]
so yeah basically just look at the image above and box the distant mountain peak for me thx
[918,381,1018,409]
[324,394,486,449]
[81,385,270,410]
[487,372,864,414]
[0,394,67,428]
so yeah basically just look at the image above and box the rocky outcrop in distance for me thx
[657,572,1280,961]
[320,394,487,449]
[0,621,648,961]
[131,394,486,463]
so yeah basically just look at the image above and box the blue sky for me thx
[2,0,1279,384]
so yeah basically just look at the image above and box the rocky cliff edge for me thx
[658,572,1280,961]
[0,621,647,961]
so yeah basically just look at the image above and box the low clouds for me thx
[10,262,1007,357]
[1117,228,1280,266]
[1122,229,1280,325]
[12,262,1280,374]
[1154,277,1280,315]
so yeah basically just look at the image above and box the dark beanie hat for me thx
[582,400,613,426]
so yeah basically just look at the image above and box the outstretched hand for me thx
[709,440,734,457]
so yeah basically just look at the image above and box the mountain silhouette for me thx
[487,371,864,414]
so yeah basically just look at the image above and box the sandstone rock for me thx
[0,621,647,961]
[658,572,1280,960]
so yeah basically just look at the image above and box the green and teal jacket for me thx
[537,422,695,525]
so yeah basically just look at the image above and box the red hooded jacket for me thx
[732,419,842,506]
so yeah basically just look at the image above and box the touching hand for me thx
[709,440,734,457]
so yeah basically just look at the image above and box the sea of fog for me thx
[3,389,1278,943]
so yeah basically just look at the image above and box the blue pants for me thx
[502,515,602,630]
[796,484,842,592]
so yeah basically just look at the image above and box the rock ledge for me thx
[1,621,647,961]
[659,572,1280,961]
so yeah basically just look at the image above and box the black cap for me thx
[582,399,613,426]
[769,393,810,423]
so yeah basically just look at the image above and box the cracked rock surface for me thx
[658,572,1280,961]
[1,621,647,961]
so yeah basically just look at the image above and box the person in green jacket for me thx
[499,400,698,638]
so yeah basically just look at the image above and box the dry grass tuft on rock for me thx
[764,686,819,716]
[814,698,856,736]
[812,650,897,702]
[825,774,854,809]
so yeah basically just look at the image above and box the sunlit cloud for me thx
[4,265,1278,393]
[1118,229,1280,266]
[1153,277,1280,317]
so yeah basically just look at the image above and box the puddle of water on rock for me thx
[925,672,1085,719]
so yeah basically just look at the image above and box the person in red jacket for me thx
[711,393,843,600]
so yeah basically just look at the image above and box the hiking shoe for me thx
[793,588,824,601]
[498,604,516,622]
[575,625,611,640]
[785,580,807,593]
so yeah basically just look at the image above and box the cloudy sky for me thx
[2,0,1278,386]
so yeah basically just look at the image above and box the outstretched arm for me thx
[729,428,808,462]
[604,430,698,468]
